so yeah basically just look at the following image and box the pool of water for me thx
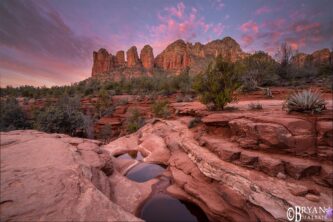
[116,150,144,161]
[126,163,166,182]
[140,193,209,222]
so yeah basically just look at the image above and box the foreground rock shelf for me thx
[1,101,332,221]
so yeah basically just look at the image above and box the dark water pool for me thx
[140,193,209,222]
[126,163,166,182]
[116,150,144,160]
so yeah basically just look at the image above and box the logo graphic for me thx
[326,208,333,219]
[287,206,302,222]
[287,206,333,222]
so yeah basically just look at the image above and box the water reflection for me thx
[126,163,166,182]
[140,193,209,222]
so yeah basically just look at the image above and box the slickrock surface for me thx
[104,114,332,221]
[1,98,332,222]
[0,130,142,222]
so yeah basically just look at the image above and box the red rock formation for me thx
[190,42,205,58]
[155,39,191,71]
[291,53,308,67]
[115,50,125,66]
[311,48,331,66]
[92,48,114,76]
[140,45,154,69]
[203,37,247,62]
[126,46,141,67]
[292,48,332,67]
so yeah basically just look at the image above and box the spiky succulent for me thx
[283,89,326,113]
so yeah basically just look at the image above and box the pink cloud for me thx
[212,0,225,10]
[212,23,225,36]
[165,2,185,18]
[241,34,255,46]
[145,2,225,54]
[240,20,259,33]
[294,22,321,32]
[255,6,272,15]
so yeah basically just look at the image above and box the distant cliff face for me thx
[91,36,248,76]
[91,37,331,77]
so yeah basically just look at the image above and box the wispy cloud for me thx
[0,0,97,86]
[255,6,272,15]
[145,2,225,54]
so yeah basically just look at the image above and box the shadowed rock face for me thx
[0,130,142,222]
[140,45,154,69]
[127,46,140,67]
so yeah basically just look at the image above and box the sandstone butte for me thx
[91,36,333,77]
[1,98,332,221]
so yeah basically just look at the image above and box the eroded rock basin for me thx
[140,193,209,222]
[116,151,209,221]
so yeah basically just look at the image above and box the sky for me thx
[0,0,332,87]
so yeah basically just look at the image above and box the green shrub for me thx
[94,89,112,118]
[0,97,30,131]
[35,95,85,136]
[248,102,263,110]
[97,124,112,143]
[126,109,145,133]
[283,89,326,113]
[239,51,278,91]
[152,100,170,118]
[193,56,241,110]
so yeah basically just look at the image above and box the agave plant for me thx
[283,89,326,113]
